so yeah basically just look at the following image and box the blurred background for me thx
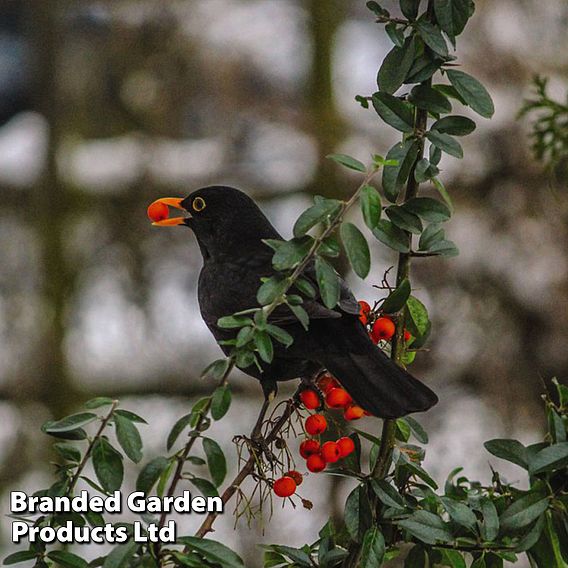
[1,0,567,565]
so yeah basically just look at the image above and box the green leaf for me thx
[404,415,429,443]
[432,177,453,209]
[211,385,231,421]
[414,158,439,182]
[92,438,123,493]
[432,115,476,136]
[373,220,410,253]
[426,130,463,158]
[398,510,454,544]
[381,278,411,313]
[447,69,495,118]
[189,477,219,498]
[288,303,309,330]
[340,222,371,278]
[262,545,312,567]
[553,377,568,406]
[257,276,288,305]
[404,197,451,222]
[266,324,294,347]
[409,84,452,114]
[293,199,342,237]
[217,315,252,329]
[53,443,81,463]
[295,277,316,299]
[113,409,147,424]
[434,0,474,39]
[386,205,423,234]
[370,479,406,510]
[431,549,466,568]
[513,513,545,552]
[102,542,137,568]
[377,37,417,94]
[418,223,446,251]
[440,497,478,532]
[265,237,313,271]
[315,257,340,309]
[201,358,230,381]
[344,485,372,543]
[484,439,528,469]
[406,295,429,336]
[177,537,245,568]
[528,442,568,474]
[401,0,421,19]
[372,92,415,132]
[47,551,88,568]
[3,551,38,565]
[114,412,143,463]
[416,20,448,57]
[480,498,500,542]
[136,456,170,494]
[385,22,405,47]
[254,330,274,363]
[84,397,114,409]
[360,527,385,567]
[500,492,549,532]
[360,185,382,229]
[326,154,366,173]
[406,54,439,84]
[202,437,226,487]
[382,140,420,202]
[43,413,98,434]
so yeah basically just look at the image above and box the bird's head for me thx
[148,185,280,258]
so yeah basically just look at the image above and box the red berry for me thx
[326,388,352,409]
[371,317,395,342]
[369,330,379,345]
[286,470,303,486]
[273,476,296,497]
[147,201,169,222]
[306,453,326,473]
[358,300,371,315]
[299,439,321,459]
[321,441,341,463]
[305,414,327,436]
[337,436,355,457]
[344,405,365,421]
[318,373,339,393]
[300,389,320,410]
[404,329,412,342]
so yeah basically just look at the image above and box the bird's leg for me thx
[247,381,278,462]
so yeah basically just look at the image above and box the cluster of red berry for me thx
[358,300,411,344]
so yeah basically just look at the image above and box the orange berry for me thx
[371,317,395,342]
[299,439,320,459]
[286,470,303,486]
[344,405,365,421]
[147,201,169,222]
[337,436,356,457]
[326,388,352,409]
[306,453,326,473]
[317,373,339,393]
[404,329,412,342]
[300,389,320,410]
[273,476,296,497]
[321,441,341,463]
[305,414,327,436]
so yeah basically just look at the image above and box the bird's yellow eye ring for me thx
[192,197,206,212]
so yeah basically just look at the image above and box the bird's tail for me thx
[318,322,438,418]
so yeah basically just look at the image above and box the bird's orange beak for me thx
[148,197,190,226]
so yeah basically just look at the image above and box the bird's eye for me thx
[192,197,206,212]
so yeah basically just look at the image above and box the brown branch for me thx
[194,396,300,538]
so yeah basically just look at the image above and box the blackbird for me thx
[151,186,438,419]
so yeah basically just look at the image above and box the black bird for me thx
[151,186,438,420]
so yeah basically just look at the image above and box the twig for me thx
[194,395,300,538]
[67,400,118,494]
